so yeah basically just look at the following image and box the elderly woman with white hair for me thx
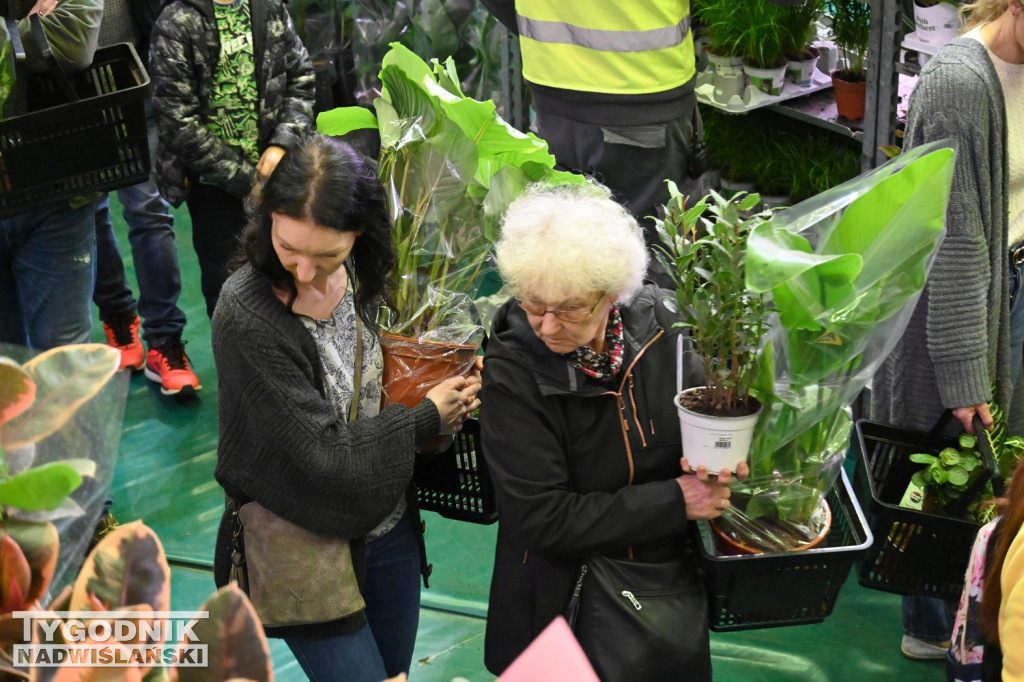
[478,183,741,681]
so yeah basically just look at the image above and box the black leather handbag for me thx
[564,554,712,682]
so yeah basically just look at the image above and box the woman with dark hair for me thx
[211,134,481,681]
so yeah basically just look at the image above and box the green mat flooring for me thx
[95,197,945,680]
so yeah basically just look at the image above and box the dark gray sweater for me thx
[872,38,1023,434]
[212,265,439,540]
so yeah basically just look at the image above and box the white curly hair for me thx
[495,182,649,306]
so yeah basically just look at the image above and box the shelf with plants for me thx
[700,105,862,207]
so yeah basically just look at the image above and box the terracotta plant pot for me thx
[831,72,866,120]
[380,333,478,408]
[711,499,833,555]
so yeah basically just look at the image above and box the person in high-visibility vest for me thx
[482,0,697,265]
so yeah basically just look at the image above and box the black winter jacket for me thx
[480,285,704,674]
[150,0,315,206]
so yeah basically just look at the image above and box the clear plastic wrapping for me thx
[716,141,956,552]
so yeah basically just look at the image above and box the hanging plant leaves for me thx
[0,459,95,512]
[2,344,119,451]
[2,519,57,606]
[0,358,35,428]
[70,521,171,617]
[172,584,272,682]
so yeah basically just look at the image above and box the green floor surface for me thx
[93,196,945,680]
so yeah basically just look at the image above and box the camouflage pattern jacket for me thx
[150,0,314,206]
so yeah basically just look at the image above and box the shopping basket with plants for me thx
[854,411,1006,599]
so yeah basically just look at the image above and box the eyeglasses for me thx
[517,292,605,323]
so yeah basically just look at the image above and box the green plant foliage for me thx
[828,0,872,77]
[318,44,583,341]
[910,433,989,517]
[0,345,119,519]
[654,185,770,413]
[735,143,953,528]
[779,0,827,57]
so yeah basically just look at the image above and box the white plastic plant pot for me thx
[786,56,820,88]
[674,387,762,472]
[914,1,961,46]
[743,63,787,96]
[708,53,746,102]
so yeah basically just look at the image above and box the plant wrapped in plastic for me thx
[318,44,582,402]
[713,141,956,553]
[0,343,128,598]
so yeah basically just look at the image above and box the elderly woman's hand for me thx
[675,457,749,520]
[426,374,482,435]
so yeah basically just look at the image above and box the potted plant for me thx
[654,186,771,473]
[696,0,748,102]
[913,0,962,46]
[779,0,826,87]
[318,44,583,408]
[709,140,956,553]
[828,0,871,119]
[731,0,792,96]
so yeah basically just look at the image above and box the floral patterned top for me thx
[568,305,624,380]
[299,286,406,539]
[950,518,1000,682]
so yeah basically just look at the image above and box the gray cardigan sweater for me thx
[211,264,439,543]
[871,38,1022,434]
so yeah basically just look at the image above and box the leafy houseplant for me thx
[828,0,872,119]
[654,185,771,471]
[318,44,582,406]
[909,433,989,517]
[708,141,955,553]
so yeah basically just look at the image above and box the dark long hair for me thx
[980,455,1024,643]
[241,134,395,329]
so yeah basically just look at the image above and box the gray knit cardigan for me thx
[211,265,440,540]
[871,38,1023,434]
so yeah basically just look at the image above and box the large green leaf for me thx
[0,460,94,512]
[315,106,379,136]
[2,344,119,450]
[174,584,272,682]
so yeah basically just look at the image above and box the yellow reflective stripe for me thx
[517,0,687,31]
[521,38,695,94]
[517,15,690,53]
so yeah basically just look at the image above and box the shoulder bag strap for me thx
[348,267,363,423]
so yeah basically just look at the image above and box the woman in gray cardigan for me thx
[211,135,481,681]
[870,0,1024,663]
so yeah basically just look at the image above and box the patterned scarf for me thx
[568,305,624,380]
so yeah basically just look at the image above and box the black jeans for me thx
[185,183,248,319]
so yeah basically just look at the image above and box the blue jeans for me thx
[0,198,99,349]
[285,510,422,681]
[93,106,186,346]
[1008,257,1024,388]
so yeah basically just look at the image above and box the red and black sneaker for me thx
[145,338,202,396]
[102,313,145,371]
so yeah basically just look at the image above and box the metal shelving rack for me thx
[494,0,911,174]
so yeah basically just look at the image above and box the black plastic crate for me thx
[0,43,150,218]
[695,468,872,632]
[854,418,995,599]
[415,418,497,524]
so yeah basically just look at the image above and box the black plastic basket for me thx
[694,468,872,632]
[414,418,497,524]
[853,417,1000,599]
[0,42,150,218]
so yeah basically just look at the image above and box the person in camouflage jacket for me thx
[150,0,315,317]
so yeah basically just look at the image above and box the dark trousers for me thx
[185,183,248,319]
[534,105,695,247]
